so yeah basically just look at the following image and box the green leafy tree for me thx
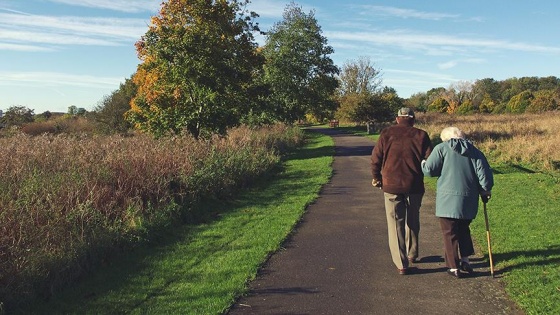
[479,93,498,113]
[1,106,34,127]
[127,0,262,138]
[506,90,533,113]
[335,57,383,123]
[68,106,77,116]
[526,89,558,113]
[427,97,449,113]
[92,77,136,133]
[405,92,428,112]
[350,88,403,124]
[262,2,339,123]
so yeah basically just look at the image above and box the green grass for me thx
[425,167,560,315]
[18,131,334,315]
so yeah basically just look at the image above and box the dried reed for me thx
[0,123,303,310]
[415,112,560,172]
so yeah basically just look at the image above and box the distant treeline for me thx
[406,76,560,114]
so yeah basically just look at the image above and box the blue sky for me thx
[1,0,560,114]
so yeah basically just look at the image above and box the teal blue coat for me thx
[422,139,494,220]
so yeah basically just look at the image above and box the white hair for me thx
[440,126,465,142]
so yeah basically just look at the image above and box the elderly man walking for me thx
[371,107,433,275]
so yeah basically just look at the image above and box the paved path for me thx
[228,128,522,315]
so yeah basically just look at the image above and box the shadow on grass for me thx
[489,245,560,277]
[492,164,537,174]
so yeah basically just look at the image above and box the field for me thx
[416,112,560,173]
[1,112,559,314]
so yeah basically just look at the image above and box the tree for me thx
[92,77,137,133]
[335,57,383,123]
[472,78,500,112]
[0,106,34,127]
[441,81,475,114]
[126,0,262,138]
[262,2,339,123]
[427,97,449,113]
[338,56,382,96]
[344,88,403,124]
[526,89,558,113]
[506,90,533,113]
[405,92,428,112]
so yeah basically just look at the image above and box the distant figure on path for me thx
[421,126,494,278]
[371,107,432,275]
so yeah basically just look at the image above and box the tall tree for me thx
[335,57,383,123]
[262,2,339,123]
[127,0,262,138]
[92,77,137,133]
[338,56,382,96]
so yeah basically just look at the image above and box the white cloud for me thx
[47,0,159,13]
[0,71,123,89]
[356,5,460,20]
[0,11,149,51]
[0,43,54,52]
[327,30,560,55]
[438,61,458,69]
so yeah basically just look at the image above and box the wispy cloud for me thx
[327,30,560,55]
[0,11,149,51]
[0,71,123,89]
[0,43,54,52]
[383,69,461,93]
[438,58,486,70]
[47,0,159,13]
[357,5,460,20]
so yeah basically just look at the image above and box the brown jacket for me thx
[371,123,432,194]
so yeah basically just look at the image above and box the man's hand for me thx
[372,179,382,188]
[480,191,491,203]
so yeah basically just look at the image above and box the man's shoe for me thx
[446,269,462,278]
[460,261,474,274]
[398,268,408,275]
[408,257,417,264]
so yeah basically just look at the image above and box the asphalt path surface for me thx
[228,128,523,315]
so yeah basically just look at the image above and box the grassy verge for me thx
[18,131,334,314]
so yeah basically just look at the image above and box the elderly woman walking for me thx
[422,127,493,278]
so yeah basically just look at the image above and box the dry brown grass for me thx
[0,123,304,310]
[415,111,560,172]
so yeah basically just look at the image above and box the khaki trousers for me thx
[383,192,423,269]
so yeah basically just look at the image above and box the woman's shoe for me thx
[447,269,462,278]
[460,261,474,274]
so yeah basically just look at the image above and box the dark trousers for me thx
[438,217,474,269]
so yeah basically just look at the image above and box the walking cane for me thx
[483,200,495,277]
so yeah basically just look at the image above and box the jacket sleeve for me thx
[422,131,433,160]
[371,138,384,181]
[422,144,443,177]
[474,150,494,192]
